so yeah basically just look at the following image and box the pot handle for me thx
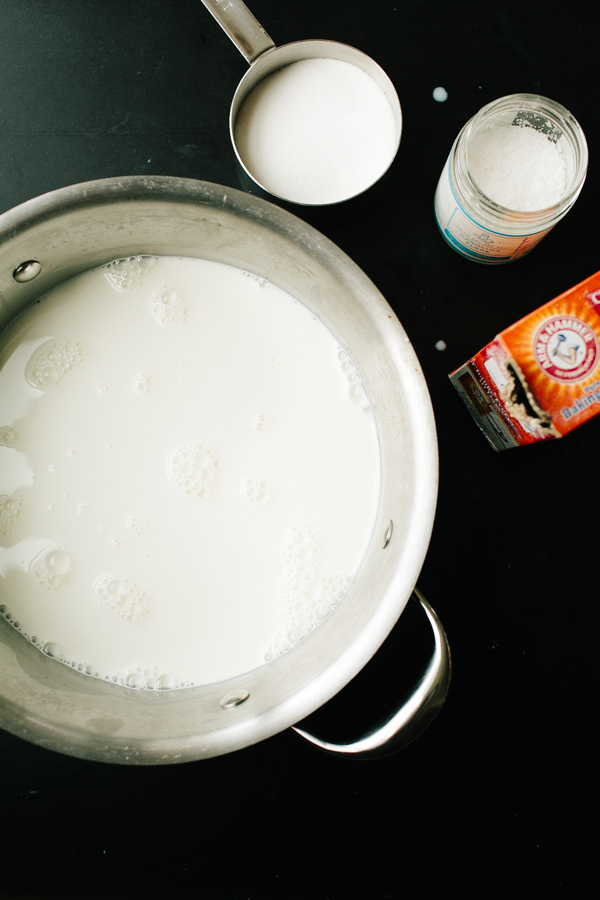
[291,588,451,759]
[201,0,276,64]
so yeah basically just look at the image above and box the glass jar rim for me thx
[456,93,588,226]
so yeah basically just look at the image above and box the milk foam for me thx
[0,257,380,687]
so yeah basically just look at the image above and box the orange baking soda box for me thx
[450,270,600,450]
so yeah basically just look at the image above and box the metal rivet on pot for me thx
[381,520,393,549]
[13,260,42,283]
[220,689,250,709]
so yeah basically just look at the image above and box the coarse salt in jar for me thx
[434,93,588,264]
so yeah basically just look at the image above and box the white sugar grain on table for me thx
[235,58,398,205]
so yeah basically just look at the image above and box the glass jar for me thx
[434,94,588,264]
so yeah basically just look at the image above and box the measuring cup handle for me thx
[201,0,275,64]
[291,588,451,759]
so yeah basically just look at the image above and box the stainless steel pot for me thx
[201,0,402,206]
[0,176,446,763]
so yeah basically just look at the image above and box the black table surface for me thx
[1,2,597,898]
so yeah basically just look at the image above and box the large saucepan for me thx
[0,176,447,763]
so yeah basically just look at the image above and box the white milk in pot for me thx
[0,256,380,689]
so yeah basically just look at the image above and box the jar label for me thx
[434,157,553,262]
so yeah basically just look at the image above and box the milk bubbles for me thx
[167,443,219,497]
[29,547,72,590]
[0,610,97,675]
[242,271,267,288]
[93,573,149,622]
[0,426,19,448]
[242,478,270,503]
[0,616,97,674]
[0,494,25,543]
[115,667,185,691]
[25,339,85,391]
[264,525,352,660]
[103,256,156,292]
[149,284,186,325]
[43,549,70,575]
[126,515,149,536]
[337,347,371,411]
[133,373,150,394]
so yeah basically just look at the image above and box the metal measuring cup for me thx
[201,0,402,207]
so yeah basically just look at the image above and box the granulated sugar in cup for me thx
[202,0,402,206]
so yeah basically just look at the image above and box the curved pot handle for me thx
[291,588,451,759]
